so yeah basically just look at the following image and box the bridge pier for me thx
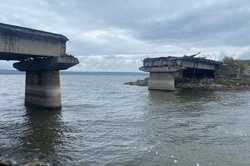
[25,70,61,109]
[148,72,176,91]
[14,56,78,109]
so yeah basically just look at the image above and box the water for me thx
[1,74,250,165]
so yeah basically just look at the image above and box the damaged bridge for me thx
[140,54,222,91]
[0,23,79,109]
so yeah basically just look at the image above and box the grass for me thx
[214,77,250,86]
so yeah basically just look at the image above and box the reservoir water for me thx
[1,73,250,165]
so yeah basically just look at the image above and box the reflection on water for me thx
[149,89,217,103]
[1,74,250,165]
[1,107,64,164]
[23,108,62,158]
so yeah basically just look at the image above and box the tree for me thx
[223,56,247,72]
[223,56,236,65]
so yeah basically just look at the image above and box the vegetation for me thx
[215,78,250,86]
[223,56,250,71]
[213,56,250,86]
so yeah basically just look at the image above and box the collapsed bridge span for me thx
[140,55,222,91]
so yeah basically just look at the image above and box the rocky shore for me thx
[176,83,250,91]
[0,158,50,166]
[206,84,250,91]
[125,77,250,91]
[124,77,148,86]
[175,78,250,91]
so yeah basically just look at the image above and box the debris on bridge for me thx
[140,54,222,79]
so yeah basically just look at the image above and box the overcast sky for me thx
[0,0,250,71]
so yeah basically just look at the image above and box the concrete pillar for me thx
[13,56,79,110]
[148,72,176,91]
[25,70,61,109]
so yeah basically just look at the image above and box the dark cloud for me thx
[136,0,250,46]
[45,0,250,46]
[0,0,250,71]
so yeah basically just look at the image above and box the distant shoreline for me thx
[0,70,146,75]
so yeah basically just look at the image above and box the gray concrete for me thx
[0,23,79,109]
[140,56,222,91]
[180,61,216,70]
[141,57,221,73]
[13,56,79,72]
[13,56,78,109]
[148,72,176,91]
[0,23,68,61]
[0,34,65,57]
[25,71,61,109]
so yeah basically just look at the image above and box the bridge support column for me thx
[13,56,79,110]
[25,70,61,109]
[148,72,176,91]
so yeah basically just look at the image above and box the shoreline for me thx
[125,78,250,91]
[204,84,250,91]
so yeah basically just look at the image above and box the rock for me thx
[0,159,12,166]
[125,77,148,86]
[24,160,50,166]
[175,78,215,89]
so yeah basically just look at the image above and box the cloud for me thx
[0,0,250,71]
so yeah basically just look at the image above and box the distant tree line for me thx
[223,56,250,71]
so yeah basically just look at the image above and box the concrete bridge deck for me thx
[140,56,222,72]
[0,23,68,61]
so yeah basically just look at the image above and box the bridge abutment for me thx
[25,70,61,109]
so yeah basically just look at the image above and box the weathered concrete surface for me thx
[13,56,78,109]
[0,23,68,60]
[0,22,79,109]
[140,56,221,73]
[125,77,149,86]
[148,72,176,91]
[181,60,216,70]
[25,71,61,109]
[13,56,79,72]
[140,56,222,91]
